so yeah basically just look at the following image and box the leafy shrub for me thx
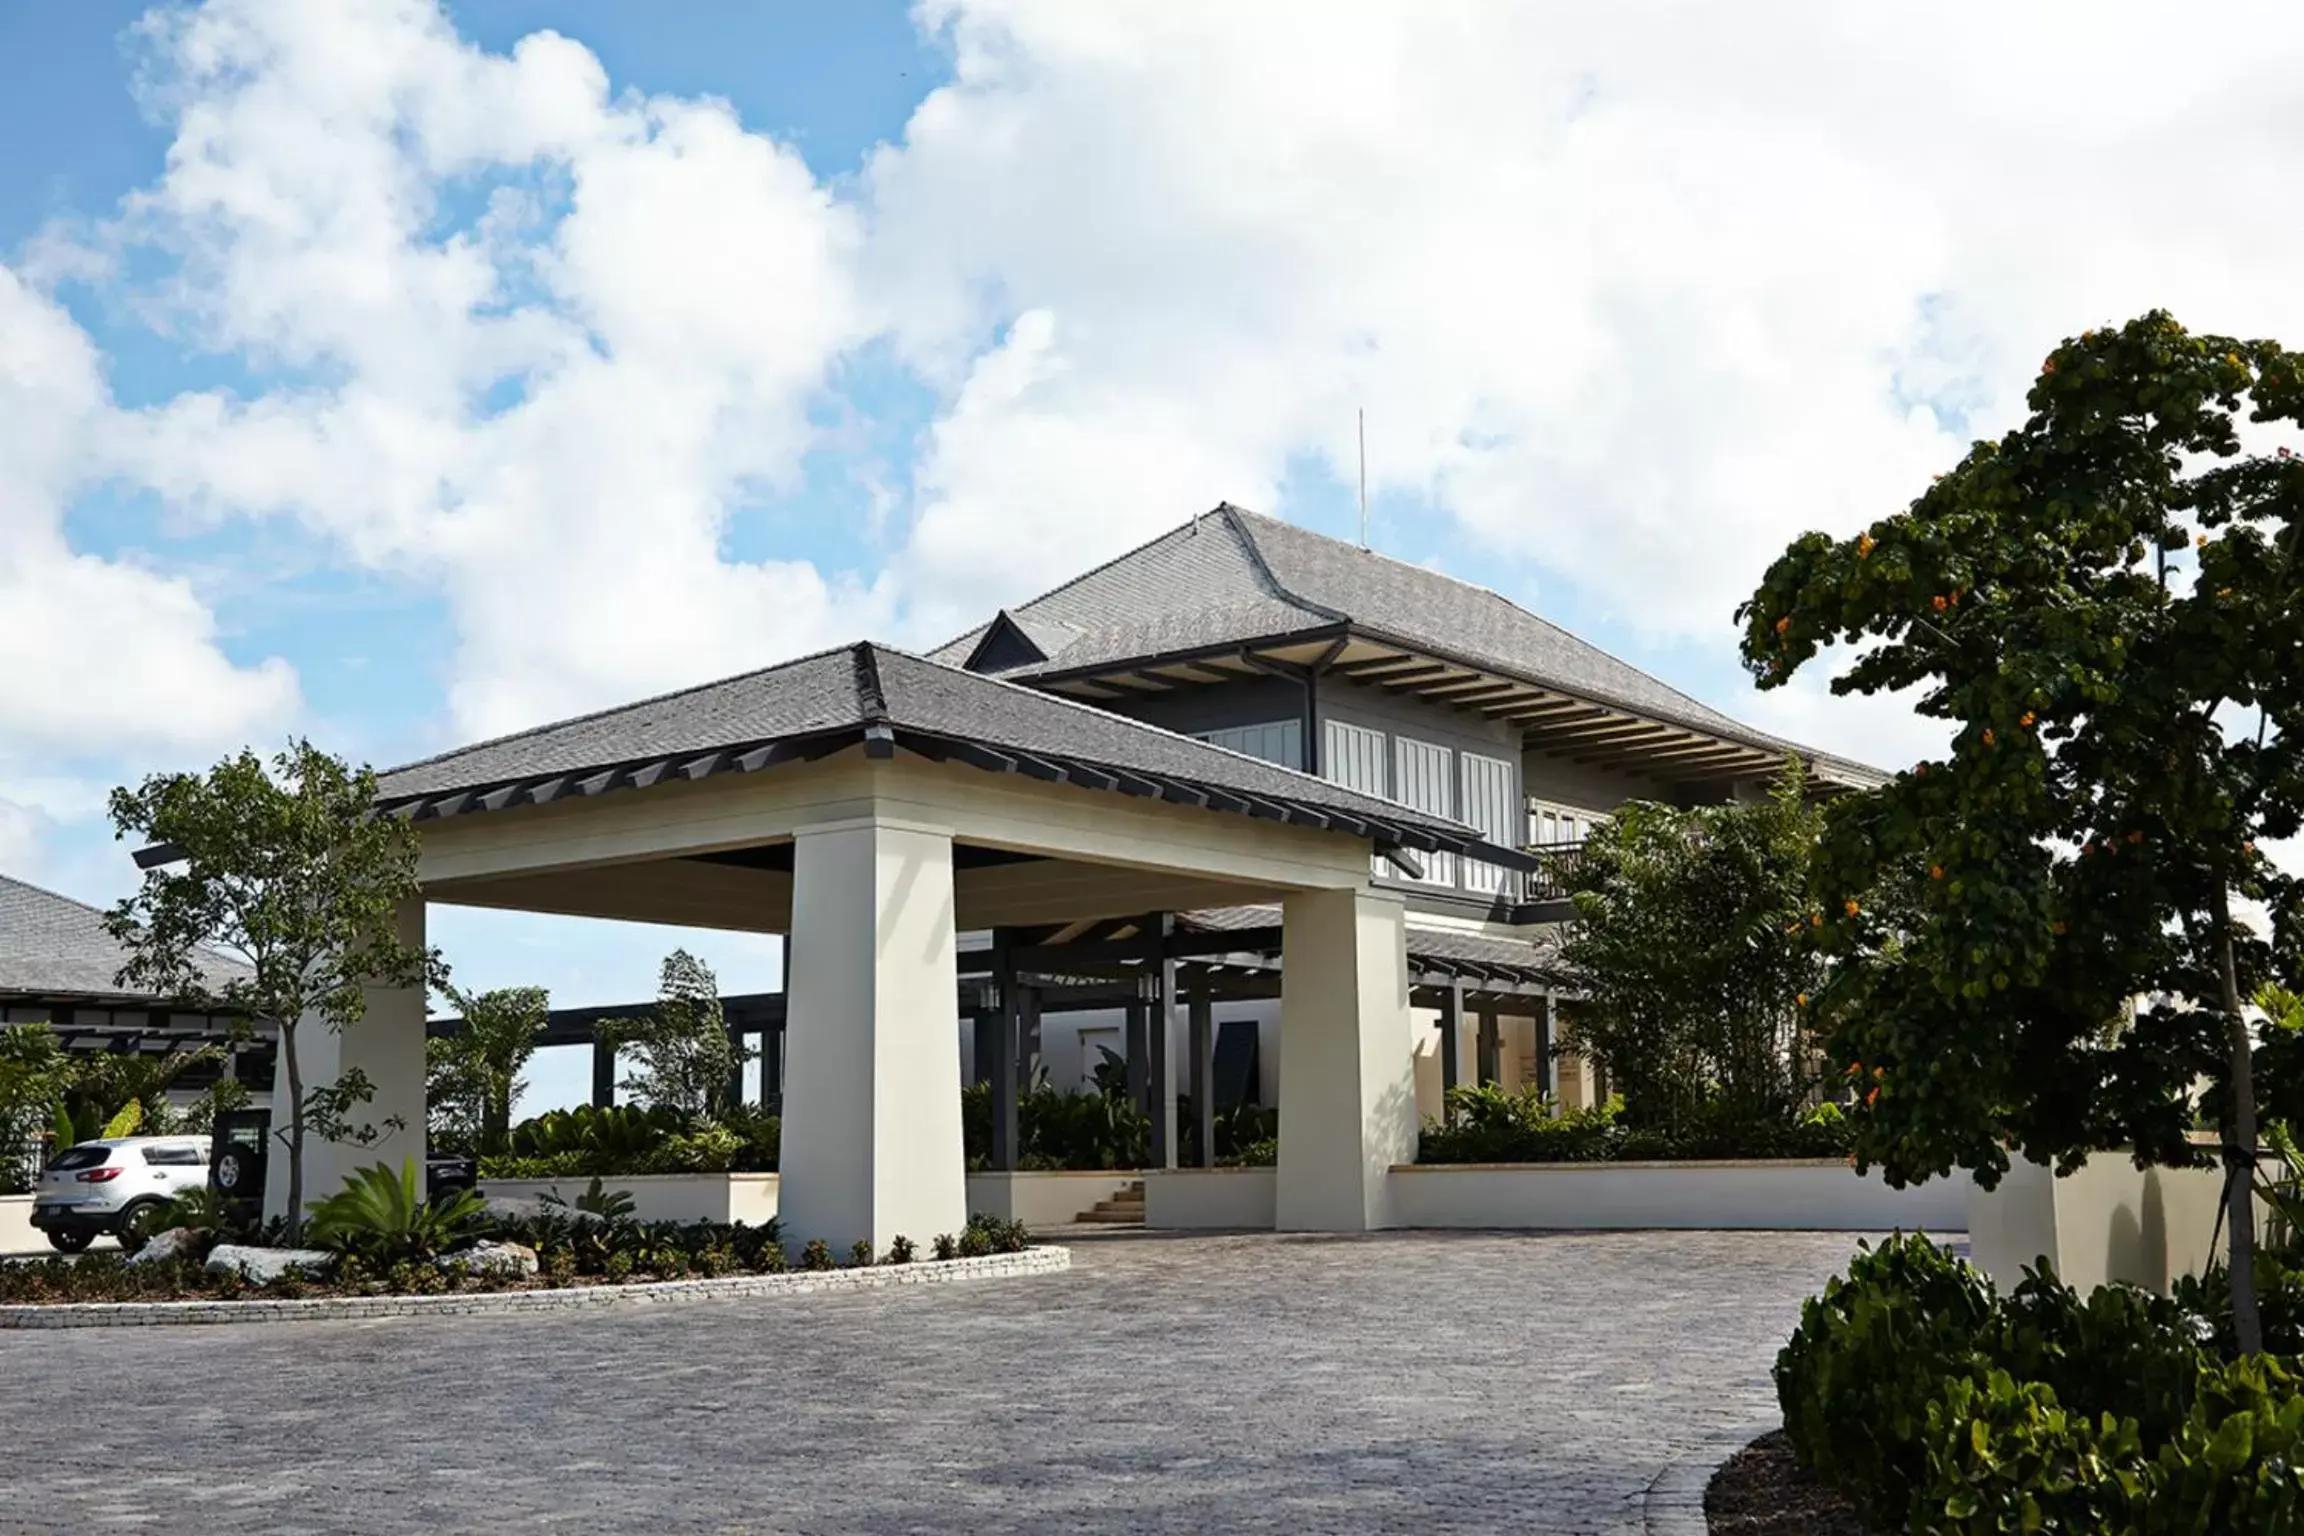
[1774,1233,1999,1526]
[962,1079,1150,1171]
[2136,1353,2304,1532]
[885,1235,915,1265]
[799,1239,835,1272]
[1783,1237,2304,1535]
[1418,1085,1857,1164]
[955,1226,992,1259]
[963,1213,1031,1254]
[847,1239,874,1268]
[932,1233,957,1262]
[1916,1369,2142,1534]
[307,1159,491,1267]
[1996,1263,2209,1446]
[718,1103,780,1172]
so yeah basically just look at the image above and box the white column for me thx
[779,817,967,1254]
[264,896,429,1221]
[1275,886,1415,1231]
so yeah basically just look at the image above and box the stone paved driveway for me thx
[0,1230,1867,1535]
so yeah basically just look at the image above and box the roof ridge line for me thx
[1213,502,1349,623]
[854,641,890,722]
[925,504,1332,657]
[377,639,868,779]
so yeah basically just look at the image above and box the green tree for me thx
[427,984,549,1156]
[0,1022,77,1193]
[1558,768,1826,1135]
[1739,311,2304,1352]
[602,950,746,1121]
[105,740,444,1240]
[58,1041,227,1142]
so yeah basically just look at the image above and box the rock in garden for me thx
[438,1240,538,1278]
[203,1245,335,1285]
[127,1227,200,1267]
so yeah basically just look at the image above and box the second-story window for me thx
[1528,800,1606,847]
[1459,751,1519,897]
[1194,719,1303,770]
[1392,736,1458,887]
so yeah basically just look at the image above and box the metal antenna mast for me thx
[1358,407,1369,550]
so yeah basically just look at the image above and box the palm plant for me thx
[306,1158,489,1265]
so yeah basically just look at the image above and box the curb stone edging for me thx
[1642,1421,1776,1536]
[0,1245,1069,1329]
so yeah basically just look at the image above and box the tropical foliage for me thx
[601,950,748,1120]
[426,983,549,1157]
[1740,311,2304,1350]
[105,740,445,1240]
[1416,1084,1853,1164]
[1777,1233,2304,1532]
[1557,769,1827,1136]
[0,1022,76,1193]
[305,1158,491,1267]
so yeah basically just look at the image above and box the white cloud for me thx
[867,0,2304,654]
[102,0,890,738]
[18,0,2304,822]
[0,265,298,767]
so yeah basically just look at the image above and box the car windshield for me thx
[47,1146,112,1172]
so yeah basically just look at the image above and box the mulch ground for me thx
[1706,1430,1878,1535]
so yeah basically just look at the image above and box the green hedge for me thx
[1415,1084,1856,1164]
[475,1103,779,1181]
[1777,1234,2304,1533]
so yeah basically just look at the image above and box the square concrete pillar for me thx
[779,817,967,1254]
[264,896,429,1221]
[1275,887,1415,1231]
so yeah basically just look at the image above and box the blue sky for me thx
[7,2,2303,1111]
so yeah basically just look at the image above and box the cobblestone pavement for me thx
[0,1229,1867,1535]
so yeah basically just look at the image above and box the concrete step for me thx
[1073,1208,1145,1224]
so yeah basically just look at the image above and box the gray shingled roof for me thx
[377,643,1532,864]
[0,875,250,1001]
[932,504,1877,778]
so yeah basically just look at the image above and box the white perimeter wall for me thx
[479,1172,779,1226]
[1389,1162,1971,1232]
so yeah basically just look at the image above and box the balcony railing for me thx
[1519,841,1586,904]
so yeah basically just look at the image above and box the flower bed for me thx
[0,1206,1035,1310]
[0,1249,1070,1329]
[1773,1233,2304,1532]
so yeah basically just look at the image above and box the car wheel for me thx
[117,1200,168,1255]
[45,1228,94,1255]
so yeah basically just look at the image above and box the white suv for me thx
[29,1137,212,1254]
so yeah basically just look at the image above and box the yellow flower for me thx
[1844,899,1861,918]
[1866,1088,1881,1107]
[1857,533,1876,559]
[2019,712,2035,728]
[1775,616,1791,634]
[1930,864,1944,881]
[1873,1066,1886,1081]
[1982,728,1996,747]
[1796,993,1809,1007]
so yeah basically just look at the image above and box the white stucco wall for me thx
[1389,1161,1972,1232]
[1144,1167,1277,1229]
[1967,1156,2249,1296]
[966,1171,1136,1226]
[479,1172,779,1226]
[0,1195,38,1255]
